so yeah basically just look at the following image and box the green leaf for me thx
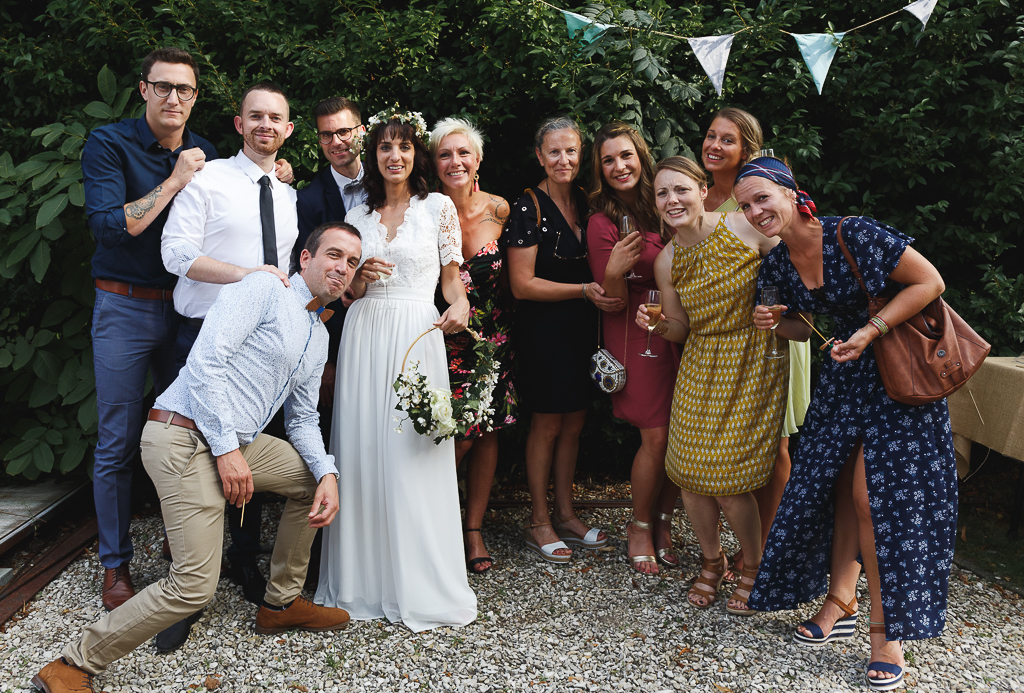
[112,87,133,118]
[84,101,114,120]
[13,160,49,182]
[0,349,11,368]
[32,329,55,347]
[33,350,62,383]
[60,441,88,473]
[41,300,76,328]
[32,442,55,473]
[63,376,94,405]
[4,439,38,461]
[45,429,62,446]
[77,393,98,431]
[29,379,59,407]
[6,233,39,267]
[57,359,79,396]
[29,240,51,282]
[31,162,61,190]
[36,193,68,228]
[6,453,33,476]
[40,218,64,240]
[0,152,14,179]
[654,119,671,145]
[98,65,116,105]
[68,182,85,207]
[11,341,34,370]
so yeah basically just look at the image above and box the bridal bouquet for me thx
[393,328,500,444]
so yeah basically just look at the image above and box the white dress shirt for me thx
[330,164,367,215]
[162,150,298,319]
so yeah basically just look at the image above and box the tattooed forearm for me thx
[125,186,163,219]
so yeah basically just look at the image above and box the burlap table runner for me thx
[948,356,1024,477]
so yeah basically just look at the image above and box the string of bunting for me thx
[540,0,940,95]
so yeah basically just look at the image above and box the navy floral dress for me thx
[749,216,957,641]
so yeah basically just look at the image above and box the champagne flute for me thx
[761,286,785,359]
[640,289,661,358]
[377,235,398,310]
[621,215,642,280]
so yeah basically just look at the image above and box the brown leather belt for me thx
[148,409,199,432]
[96,279,174,301]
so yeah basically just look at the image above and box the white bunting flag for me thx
[792,32,846,95]
[687,34,735,96]
[903,0,940,30]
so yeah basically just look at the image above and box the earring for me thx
[473,172,480,192]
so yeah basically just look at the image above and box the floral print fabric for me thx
[749,216,957,641]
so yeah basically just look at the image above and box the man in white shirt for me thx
[159,81,298,643]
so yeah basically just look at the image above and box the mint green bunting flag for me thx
[562,10,614,45]
[792,32,846,95]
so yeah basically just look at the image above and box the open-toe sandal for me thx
[524,522,571,564]
[725,563,760,616]
[625,516,657,574]
[552,516,608,549]
[655,512,679,568]
[464,528,494,575]
[865,623,905,691]
[687,551,726,609]
[793,593,858,646]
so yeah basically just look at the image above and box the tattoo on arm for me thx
[483,198,509,227]
[125,185,163,220]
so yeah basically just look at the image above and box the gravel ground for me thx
[1,503,1022,693]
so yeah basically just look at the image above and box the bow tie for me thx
[305,297,334,323]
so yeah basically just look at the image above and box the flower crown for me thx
[357,105,430,150]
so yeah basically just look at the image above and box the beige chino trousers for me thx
[64,419,319,675]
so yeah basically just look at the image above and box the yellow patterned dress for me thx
[665,214,788,496]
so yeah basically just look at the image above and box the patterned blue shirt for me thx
[154,271,337,481]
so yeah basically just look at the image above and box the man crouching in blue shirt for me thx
[33,222,361,693]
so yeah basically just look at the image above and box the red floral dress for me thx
[436,239,517,439]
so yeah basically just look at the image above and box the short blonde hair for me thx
[430,117,485,159]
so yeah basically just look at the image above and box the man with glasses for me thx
[81,46,215,623]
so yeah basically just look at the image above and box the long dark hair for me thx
[587,121,661,239]
[362,120,432,211]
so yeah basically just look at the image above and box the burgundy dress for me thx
[586,212,679,428]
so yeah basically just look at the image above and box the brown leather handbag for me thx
[836,217,991,406]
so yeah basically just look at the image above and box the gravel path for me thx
[1,504,1022,692]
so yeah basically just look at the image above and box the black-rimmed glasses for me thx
[145,80,196,101]
[318,127,361,144]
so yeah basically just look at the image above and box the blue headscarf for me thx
[736,157,817,217]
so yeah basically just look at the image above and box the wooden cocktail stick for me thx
[794,312,834,351]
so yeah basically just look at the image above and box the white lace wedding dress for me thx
[314,192,477,632]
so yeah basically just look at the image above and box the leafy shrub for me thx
[1,0,1022,479]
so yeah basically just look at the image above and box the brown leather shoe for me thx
[101,565,135,611]
[255,595,350,635]
[31,658,94,692]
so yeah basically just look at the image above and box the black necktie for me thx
[258,175,278,267]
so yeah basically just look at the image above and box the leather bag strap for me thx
[525,188,542,227]
[835,216,875,302]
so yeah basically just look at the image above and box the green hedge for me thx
[1,0,1022,480]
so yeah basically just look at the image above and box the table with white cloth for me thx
[948,356,1024,536]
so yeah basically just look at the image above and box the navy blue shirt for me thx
[83,117,218,287]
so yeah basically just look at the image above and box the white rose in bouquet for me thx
[428,388,457,437]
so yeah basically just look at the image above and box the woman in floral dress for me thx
[739,157,954,691]
[432,117,517,574]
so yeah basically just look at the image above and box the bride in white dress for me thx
[315,110,477,631]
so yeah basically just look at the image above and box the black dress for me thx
[501,187,597,413]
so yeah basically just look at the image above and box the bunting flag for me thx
[562,10,615,45]
[903,0,939,30]
[792,32,846,95]
[687,34,735,96]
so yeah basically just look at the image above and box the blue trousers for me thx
[92,288,179,569]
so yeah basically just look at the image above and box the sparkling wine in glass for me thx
[641,289,661,358]
[761,286,785,359]
[621,215,642,280]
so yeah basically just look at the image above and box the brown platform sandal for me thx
[687,551,727,609]
[725,562,760,615]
